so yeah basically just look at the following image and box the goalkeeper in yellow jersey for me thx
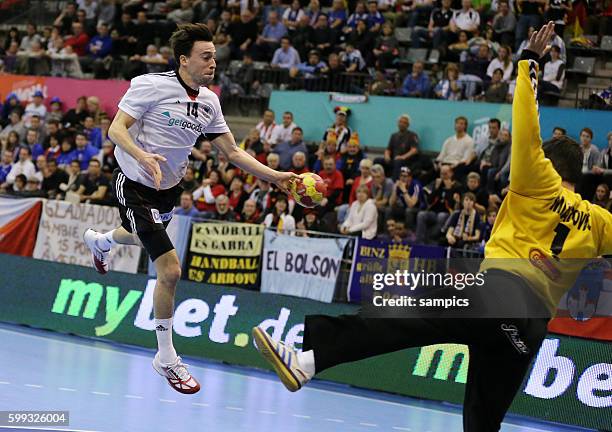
[252,22,612,431]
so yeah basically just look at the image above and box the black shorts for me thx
[111,169,182,261]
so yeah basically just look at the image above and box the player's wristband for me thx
[520,49,540,62]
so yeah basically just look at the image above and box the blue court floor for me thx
[0,323,593,432]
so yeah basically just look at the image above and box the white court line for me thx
[0,427,101,432]
[0,381,9,385]
[192,402,209,407]
[58,387,76,392]
[90,391,109,396]
[325,418,345,423]
[159,399,176,403]
[292,414,311,419]
[392,427,412,431]
[258,410,276,415]
[124,394,143,399]
[359,422,378,427]
[25,384,43,388]
[0,327,560,432]
[225,406,243,411]
[503,426,556,432]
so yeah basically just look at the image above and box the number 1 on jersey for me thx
[551,223,570,257]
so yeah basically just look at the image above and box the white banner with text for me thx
[261,230,349,303]
[33,200,141,273]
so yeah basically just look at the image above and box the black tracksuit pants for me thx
[303,270,550,432]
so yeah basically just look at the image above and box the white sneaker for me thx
[152,353,201,394]
[252,327,310,392]
[83,229,110,274]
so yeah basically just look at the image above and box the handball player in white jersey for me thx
[83,23,297,394]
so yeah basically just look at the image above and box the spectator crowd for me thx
[1,0,611,105]
[1,90,610,251]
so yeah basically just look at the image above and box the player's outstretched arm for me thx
[509,21,561,198]
[109,110,166,190]
[211,132,298,193]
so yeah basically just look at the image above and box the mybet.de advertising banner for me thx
[0,254,610,430]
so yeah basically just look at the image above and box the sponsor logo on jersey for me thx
[161,111,204,133]
[529,248,561,281]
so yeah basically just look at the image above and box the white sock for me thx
[155,318,177,364]
[297,350,315,379]
[98,230,117,250]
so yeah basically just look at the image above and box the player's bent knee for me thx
[155,248,182,286]
[159,264,181,286]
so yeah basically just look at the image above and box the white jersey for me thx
[23,102,47,127]
[116,70,230,190]
[269,122,296,146]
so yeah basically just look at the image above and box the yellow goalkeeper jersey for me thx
[481,59,612,314]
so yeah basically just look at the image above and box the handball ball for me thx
[290,173,327,208]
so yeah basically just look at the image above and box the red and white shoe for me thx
[152,353,201,394]
[83,229,110,274]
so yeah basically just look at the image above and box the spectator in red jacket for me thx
[348,158,373,204]
[65,22,90,57]
[319,155,344,217]
[193,169,226,212]
[239,199,261,223]
[228,176,248,214]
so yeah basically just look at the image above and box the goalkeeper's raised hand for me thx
[525,21,556,59]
